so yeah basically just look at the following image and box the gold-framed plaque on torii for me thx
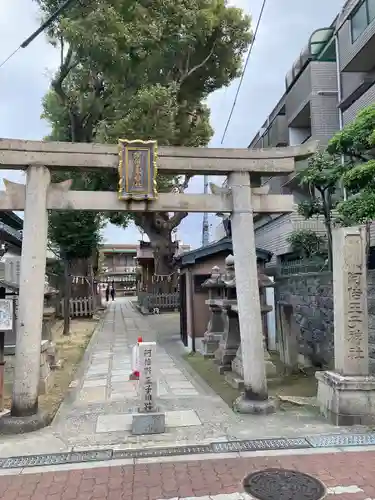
[118,139,158,201]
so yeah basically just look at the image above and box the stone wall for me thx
[275,270,375,372]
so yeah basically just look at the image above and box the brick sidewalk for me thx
[1,450,375,500]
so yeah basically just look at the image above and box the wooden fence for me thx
[60,296,94,317]
[138,292,179,313]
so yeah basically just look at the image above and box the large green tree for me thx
[296,151,342,270]
[296,104,375,268]
[37,0,252,275]
[328,104,375,226]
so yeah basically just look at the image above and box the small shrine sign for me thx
[118,139,158,201]
[139,341,157,413]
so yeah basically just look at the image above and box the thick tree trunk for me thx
[135,212,187,294]
[322,190,333,271]
[149,231,178,294]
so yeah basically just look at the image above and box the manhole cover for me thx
[243,468,326,500]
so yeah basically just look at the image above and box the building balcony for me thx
[342,79,375,125]
[248,95,287,150]
[104,266,137,274]
[338,0,375,72]
[268,115,288,146]
[285,61,338,128]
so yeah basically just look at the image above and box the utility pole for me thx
[0,0,77,70]
[201,175,210,246]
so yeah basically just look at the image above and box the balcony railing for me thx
[104,266,137,273]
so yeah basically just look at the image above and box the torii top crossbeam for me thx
[0,138,318,175]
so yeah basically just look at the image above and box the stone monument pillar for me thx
[316,226,375,425]
[11,166,50,418]
[131,341,166,434]
[228,171,276,414]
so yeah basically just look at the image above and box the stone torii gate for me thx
[0,138,316,426]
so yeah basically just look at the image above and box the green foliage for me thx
[296,151,342,271]
[328,104,375,226]
[342,159,375,193]
[286,229,326,258]
[337,192,375,225]
[49,211,103,260]
[328,104,375,160]
[297,198,324,219]
[37,0,252,258]
[38,0,252,150]
[298,151,342,193]
[296,151,341,220]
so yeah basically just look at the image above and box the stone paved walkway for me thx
[0,298,366,458]
[2,449,375,499]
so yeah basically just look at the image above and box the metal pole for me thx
[335,20,346,201]
[202,176,210,246]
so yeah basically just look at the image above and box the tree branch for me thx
[167,211,188,230]
[173,174,193,193]
[51,45,76,105]
[51,45,81,141]
[60,36,64,68]
[180,43,216,84]
[47,242,60,259]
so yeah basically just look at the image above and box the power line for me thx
[220,0,268,144]
[0,48,22,71]
[0,0,76,70]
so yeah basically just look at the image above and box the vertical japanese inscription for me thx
[118,139,158,201]
[344,234,366,364]
[143,347,153,412]
[139,342,156,413]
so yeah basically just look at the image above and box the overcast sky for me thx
[0,0,345,248]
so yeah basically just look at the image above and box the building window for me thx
[351,0,375,42]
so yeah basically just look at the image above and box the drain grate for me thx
[113,444,212,460]
[2,450,113,469]
[211,438,310,453]
[306,433,375,448]
[243,468,326,500]
[0,433,374,469]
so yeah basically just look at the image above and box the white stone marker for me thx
[132,341,165,434]
[11,166,50,417]
[138,341,157,412]
[316,226,375,425]
[228,171,276,414]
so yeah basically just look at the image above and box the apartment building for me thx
[249,0,375,264]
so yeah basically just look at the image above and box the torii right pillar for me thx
[229,171,277,413]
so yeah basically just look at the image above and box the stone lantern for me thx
[201,266,226,357]
[222,254,236,301]
[214,254,240,373]
[228,266,277,389]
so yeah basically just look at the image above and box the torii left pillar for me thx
[11,166,50,417]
